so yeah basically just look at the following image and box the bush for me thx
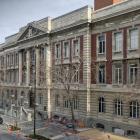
[28,134,50,140]
[9,125,21,131]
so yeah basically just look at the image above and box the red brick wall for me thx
[94,0,124,10]
[79,35,83,84]
[106,31,112,84]
[94,0,113,10]
[91,34,97,84]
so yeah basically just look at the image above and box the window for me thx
[31,49,35,62]
[39,93,43,105]
[64,97,69,108]
[40,47,45,60]
[72,66,79,83]
[130,101,139,118]
[15,53,18,65]
[99,97,105,113]
[98,34,105,54]
[55,43,61,59]
[63,96,79,110]
[72,39,79,57]
[73,96,79,110]
[114,99,123,116]
[98,65,105,84]
[55,94,60,107]
[129,29,139,50]
[63,41,69,58]
[114,32,122,52]
[129,64,138,84]
[113,64,122,84]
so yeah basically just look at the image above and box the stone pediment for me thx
[17,25,45,41]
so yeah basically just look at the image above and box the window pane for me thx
[130,29,138,49]
[98,35,105,54]
[114,32,122,52]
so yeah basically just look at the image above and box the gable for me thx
[18,25,45,41]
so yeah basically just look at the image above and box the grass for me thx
[28,134,50,140]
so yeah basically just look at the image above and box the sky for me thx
[0,0,93,43]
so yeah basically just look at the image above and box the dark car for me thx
[66,123,74,128]
[0,117,3,124]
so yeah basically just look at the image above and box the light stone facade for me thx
[0,0,140,138]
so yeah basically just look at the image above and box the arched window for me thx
[99,97,105,113]
[130,101,139,118]
[114,99,123,116]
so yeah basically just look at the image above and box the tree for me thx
[52,57,83,130]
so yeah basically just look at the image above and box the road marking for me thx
[51,134,64,140]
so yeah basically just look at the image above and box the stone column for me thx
[35,48,40,87]
[18,51,22,85]
[46,44,52,118]
[26,50,30,86]
[83,25,91,117]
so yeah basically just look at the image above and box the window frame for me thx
[97,34,106,55]
[72,38,80,58]
[114,99,123,116]
[113,31,123,53]
[98,97,105,113]
[128,28,139,50]
[63,41,70,59]
[130,101,139,119]
[113,63,123,85]
[98,64,106,84]
[55,43,61,59]
[129,63,138,85]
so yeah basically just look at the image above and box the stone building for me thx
[0,0,140,138]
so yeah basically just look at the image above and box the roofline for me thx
[52,5,92,21]
[92,2,140,23]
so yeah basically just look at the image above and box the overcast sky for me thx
[0,0,93,43]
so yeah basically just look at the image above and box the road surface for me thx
[0,133,25,140]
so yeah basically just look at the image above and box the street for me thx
[0,133,25,140]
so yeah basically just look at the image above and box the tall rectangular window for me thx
[129,29,139,50]
[129,64,138,84]
[72,39,79,57]
[63,41,69,58]
[98,34,105,54]
[114,32,122,52]
[98,65,105,84]
[55,43,61,59]
[114,64,122,84]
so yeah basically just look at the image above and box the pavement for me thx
[0,114,139,140]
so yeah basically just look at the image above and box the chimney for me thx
[94,0,124,10]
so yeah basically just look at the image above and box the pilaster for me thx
[26,50,30,86]
[18,51,22,85]
[35,48,40,86]
[46,44,51,118]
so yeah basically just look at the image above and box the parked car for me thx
[66,123,74,128]
[0,117,3,124]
